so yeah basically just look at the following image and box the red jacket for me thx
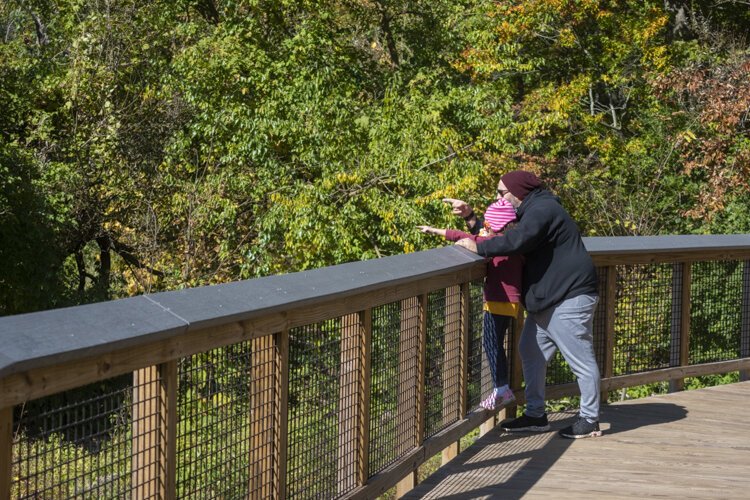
[445,229,522,304]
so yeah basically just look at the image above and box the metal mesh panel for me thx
[593,267,609,370]
[690,261,743,364]
[467,280,486,409]
[424,287,462,438]
[368,301,407,476]
[286,319,342,499]
[176,343,255,498]
[545,351,576,385]
[613,264,673,375]
[11,375,133,499]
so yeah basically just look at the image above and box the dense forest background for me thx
[2,0,750,316]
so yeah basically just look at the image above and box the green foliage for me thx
[3,0,749,311]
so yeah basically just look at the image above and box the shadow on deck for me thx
[402,381,750,499]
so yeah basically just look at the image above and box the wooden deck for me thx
[402,381,750,499]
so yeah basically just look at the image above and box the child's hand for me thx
[417,226,446,237]
[442,198,473,218]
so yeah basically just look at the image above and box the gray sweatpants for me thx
[520,294,600,421]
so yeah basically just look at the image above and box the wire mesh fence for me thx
[177,346,251,498]
[11,375,134,499]
[6,254,750,499]
[689,260,744,364]
[613,263,674,375]
[368,300,413,476]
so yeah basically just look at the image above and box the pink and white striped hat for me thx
[484,198,516,232]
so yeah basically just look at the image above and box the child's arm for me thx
[417,225,447,237]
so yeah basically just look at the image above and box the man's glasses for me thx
[497,188,509,197]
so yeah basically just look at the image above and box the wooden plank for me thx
[742,261,750,382]
[0,406,11,500]
[669,263,691,393]
[132,365,160,499]
[398,381,750,499]
[590,248,750,267]
[459,283,470,418]
[160,361,177,500]
[349,404,496,500]
[276,331,290,500]
[395,294,428,496]
[0,322,243,409]
[416,294,427,454]
[508,309,524,418]
[479,415,495,437]
[360,309,372,486]
[395,296,420,497]
[249,335,275,499]
[336,313,364,496]
[603,266,617,391]
[0,273,486,410]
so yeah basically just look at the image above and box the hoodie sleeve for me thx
[476,205,550,257]
[445,229,472,242]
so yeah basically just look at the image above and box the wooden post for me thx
[0,406,11,500]
[441,286,462,465]
[508,308,525,419]
[459,283,470,419]
[479,303,495,437]
[276,331,290,500]
[336,311,372,492]
[600,266,617,403]
[741,261,750,382]
[670,263,691,393]
[337,313,363,496]
[396,295,426,496]
[161,361,177,500]
[250,335,276,499]
[360,310,372,486]
[132,362,176,500]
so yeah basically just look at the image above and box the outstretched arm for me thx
[417,225,447,237]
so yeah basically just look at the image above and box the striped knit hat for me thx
[484,198,516,232]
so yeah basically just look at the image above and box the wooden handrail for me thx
[1,234,750,500]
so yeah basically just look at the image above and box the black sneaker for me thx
[500,413,550,432]
[559,417,602,439]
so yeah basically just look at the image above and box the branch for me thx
[110,237,165,277]
[29,11,48,46]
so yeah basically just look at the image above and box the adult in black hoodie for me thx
[452,170,602,439]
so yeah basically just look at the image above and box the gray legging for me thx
[520,294,600,421]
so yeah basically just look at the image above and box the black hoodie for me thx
[475,189,597,313]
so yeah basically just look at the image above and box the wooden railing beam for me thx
[0,406,11,500]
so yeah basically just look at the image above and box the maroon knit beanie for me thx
[500,171,542,200]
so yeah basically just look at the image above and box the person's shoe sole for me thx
[559,429,602,439]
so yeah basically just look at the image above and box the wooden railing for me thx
[1,235,749,499]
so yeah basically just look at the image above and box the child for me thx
[418,198,523,411]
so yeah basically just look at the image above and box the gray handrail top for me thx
[0,245,484,378]
[583,234,750,254]
[1,234,748,380]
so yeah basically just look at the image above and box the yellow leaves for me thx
[557,28,576,49]
[641,13,669,42]
[678,130,697,144]
[643,45,669,71]
[333,171,362,186]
